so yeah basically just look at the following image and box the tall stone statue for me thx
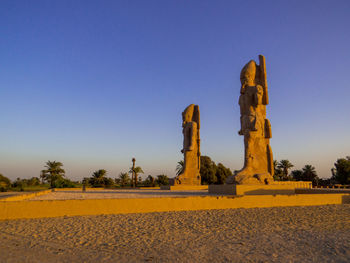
[173,104,201,185]
[226,55,274,185]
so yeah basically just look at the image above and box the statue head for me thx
[240,60,256,86]
[182,104,200,128]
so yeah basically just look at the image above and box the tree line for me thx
[273,157,350,186]
[0,160,171,192]
[0,156,349,192]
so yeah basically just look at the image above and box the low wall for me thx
[0,193,349,220]
[296,188,350,194]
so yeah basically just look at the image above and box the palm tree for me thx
[118,172,130,187]
[302,165,318,182]
[40,170,46,184]
[273,160,283,180]
[175,160,184,176]
[277,160,294,181]
[291,169,303,181]
[273,160,278,171]
[90,169,107,187]
[129,166,144,187]
[42,161,65,188]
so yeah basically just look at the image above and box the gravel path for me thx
[0,205,349,263]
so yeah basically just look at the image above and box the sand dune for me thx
[0,205,349,262]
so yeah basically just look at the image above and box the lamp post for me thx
[132,158,136,188]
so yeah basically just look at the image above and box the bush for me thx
[155,175,169,186]
[143,175,155,187]
[52,178,76,188]
[0,174,11,192]
[27,177,40,186]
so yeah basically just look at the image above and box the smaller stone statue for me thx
[173,104,201,185]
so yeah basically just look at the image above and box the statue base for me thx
[160,185,208,190]
[209,182,312,195]
[169,176,201,187]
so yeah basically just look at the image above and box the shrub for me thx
[155,175,169,186]
[0,174,11,192]
[52,178,76,188]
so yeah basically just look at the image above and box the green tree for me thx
[331,156,350,185]
[144,175,155,187]
[0,174,11,192]
[53,177,76,188]
[12,177,25,189]
[277,160,294,181]
[215,163,233,184]
[41,161,65,188]
[175,160,184,176]
[273,160,283,181]
[291,165,318,185]
[117,172,130,187]
[155,175,169,186]
[200,156,217,184]
[291,170,303,181]
[89,169,114,187]
[199,156,232,184]
[302,165,318,182]
[28,177,40,186]
[129,166,144,187]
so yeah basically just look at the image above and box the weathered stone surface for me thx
[209,182,312,195]
[226,55,274,185]
[173,104,201,185]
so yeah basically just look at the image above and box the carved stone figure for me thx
[226,55,274,184]
[173,104,201,185]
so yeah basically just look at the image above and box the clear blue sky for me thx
[1,0,349,181]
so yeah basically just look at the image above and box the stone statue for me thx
[226,55,274,185]
[173,104,201,185]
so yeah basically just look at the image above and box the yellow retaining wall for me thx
[1,190,52,202]
[0,193,349,220]
[295,188,350,194]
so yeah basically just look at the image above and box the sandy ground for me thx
[0,205,349,263]
[29,189,209,200]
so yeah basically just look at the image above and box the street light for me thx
[132,158,136,187]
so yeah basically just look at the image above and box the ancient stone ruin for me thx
[226,55,274,185]
[172,104,201,185]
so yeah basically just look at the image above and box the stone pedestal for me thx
[160,185,208,190]
[209,182,312,195]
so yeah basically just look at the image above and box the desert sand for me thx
[0,204,349,263]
